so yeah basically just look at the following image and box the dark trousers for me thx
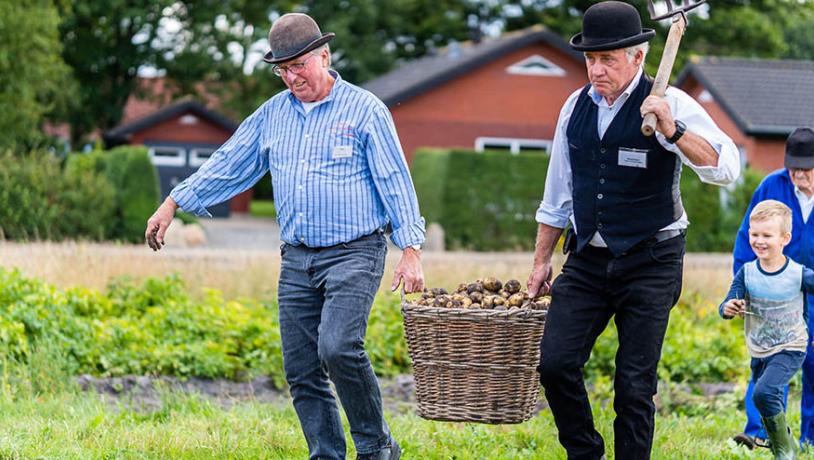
[538,235,685,460]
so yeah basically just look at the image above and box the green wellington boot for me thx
[762,413,798,460]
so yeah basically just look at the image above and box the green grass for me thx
[0,388,806,459]
[249,200,276,218]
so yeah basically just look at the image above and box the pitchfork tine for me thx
[647,0,706,22]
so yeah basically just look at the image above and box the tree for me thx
[0,0,74,150]
[57,0,185,146]
[501,0,814,77]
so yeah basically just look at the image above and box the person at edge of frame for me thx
[526,2,740,459]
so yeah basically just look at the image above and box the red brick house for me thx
[362,26,589,161]
[677,57,814,172]
[104,92,252,216]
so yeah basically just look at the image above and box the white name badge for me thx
[618,148,648,169]
[332,145,353,159]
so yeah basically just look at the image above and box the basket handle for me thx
[400,286,406,305]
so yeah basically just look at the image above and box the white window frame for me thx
[189,148,216,168]
[475,137,551,155]
[506,54,567,77]
[148,146,186,167]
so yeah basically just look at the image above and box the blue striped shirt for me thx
[170,71,425,249]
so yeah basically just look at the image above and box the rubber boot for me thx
[763,413,798,460]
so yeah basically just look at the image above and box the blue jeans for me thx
[278,232,391,460]
[743,303,814,445]
[750,350,806,419]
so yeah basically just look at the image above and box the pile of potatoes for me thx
[414,277,550,311]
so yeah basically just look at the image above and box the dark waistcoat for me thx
[566,73,683,256]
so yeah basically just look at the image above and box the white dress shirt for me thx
[535,67,741,246]
[795,187,814,224]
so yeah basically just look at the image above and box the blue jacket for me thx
[733,169,814,275]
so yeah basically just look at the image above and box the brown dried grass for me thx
[0,242,731,303]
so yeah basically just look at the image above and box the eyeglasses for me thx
[272,54,317,77]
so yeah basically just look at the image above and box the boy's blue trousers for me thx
[743,309,814,446]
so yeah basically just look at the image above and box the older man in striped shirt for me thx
[145,13,422,460]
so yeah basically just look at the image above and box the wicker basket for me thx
[401,292,547,424]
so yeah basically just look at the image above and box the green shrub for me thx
[56,154,117,240]
[412,148,547,251]
[681,167,766,252]
[0,268,410,387]
[411,149,450,225]
[102,146,161,243]
[64,147,160,242]
[0,150,61,240]
[412,147,766,252]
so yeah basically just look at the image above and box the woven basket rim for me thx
[401,302,548,319]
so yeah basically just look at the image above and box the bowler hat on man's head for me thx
[263,13,335,64]
[785,128,814,170]
[570,1,655,52]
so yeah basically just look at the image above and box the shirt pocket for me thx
[318,124,364,179]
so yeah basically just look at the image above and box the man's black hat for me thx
[570,1,655,52]
[785,127,814,169]
[263,13,335,64]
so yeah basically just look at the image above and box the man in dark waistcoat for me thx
[526,2,740,459]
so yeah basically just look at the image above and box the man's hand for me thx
[640,95,676,138]
[722,298,746,318]
[145,197,179,251]
[527,262,553,298]
[390,247,424,293]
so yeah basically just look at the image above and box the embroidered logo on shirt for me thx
[331,121,356,140]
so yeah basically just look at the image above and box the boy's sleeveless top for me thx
[744,259,808,358]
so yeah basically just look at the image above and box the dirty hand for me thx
[527,262,553,298]
[640,95,676,138]
[391,247,424,293]
[145,197,179,251]
[722,299,746,318]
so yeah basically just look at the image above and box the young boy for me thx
[721,199,814,459]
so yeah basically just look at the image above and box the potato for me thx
[504,279,521,294]
[482,277,502,292]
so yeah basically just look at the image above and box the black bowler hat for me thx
[785,128,814,169]
[570,1,655,52]
[263,13,335,64]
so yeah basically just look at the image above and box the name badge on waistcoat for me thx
[618,147,648,169]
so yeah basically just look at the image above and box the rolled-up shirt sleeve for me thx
[364,107,426,249]
[535,90,581,229]
[659,87,740,186]
[170,106,270,217]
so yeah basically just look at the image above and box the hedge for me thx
[0,147,159,243]
[65,146,160,243]
[0,150,115,241]
[412,148,766,252]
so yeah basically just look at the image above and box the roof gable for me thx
[105,98,237,142]
[676,57,814,136]
[362,26,583,107]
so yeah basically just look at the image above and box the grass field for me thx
[0,242,780,459]
[0,381,805,459]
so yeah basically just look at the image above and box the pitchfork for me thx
[641,0,707,136]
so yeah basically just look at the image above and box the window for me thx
[475,137,551,155]
[189,148,216,167]
[506,55,566,77]
[148,146,186,166]
[180,114,199,125]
